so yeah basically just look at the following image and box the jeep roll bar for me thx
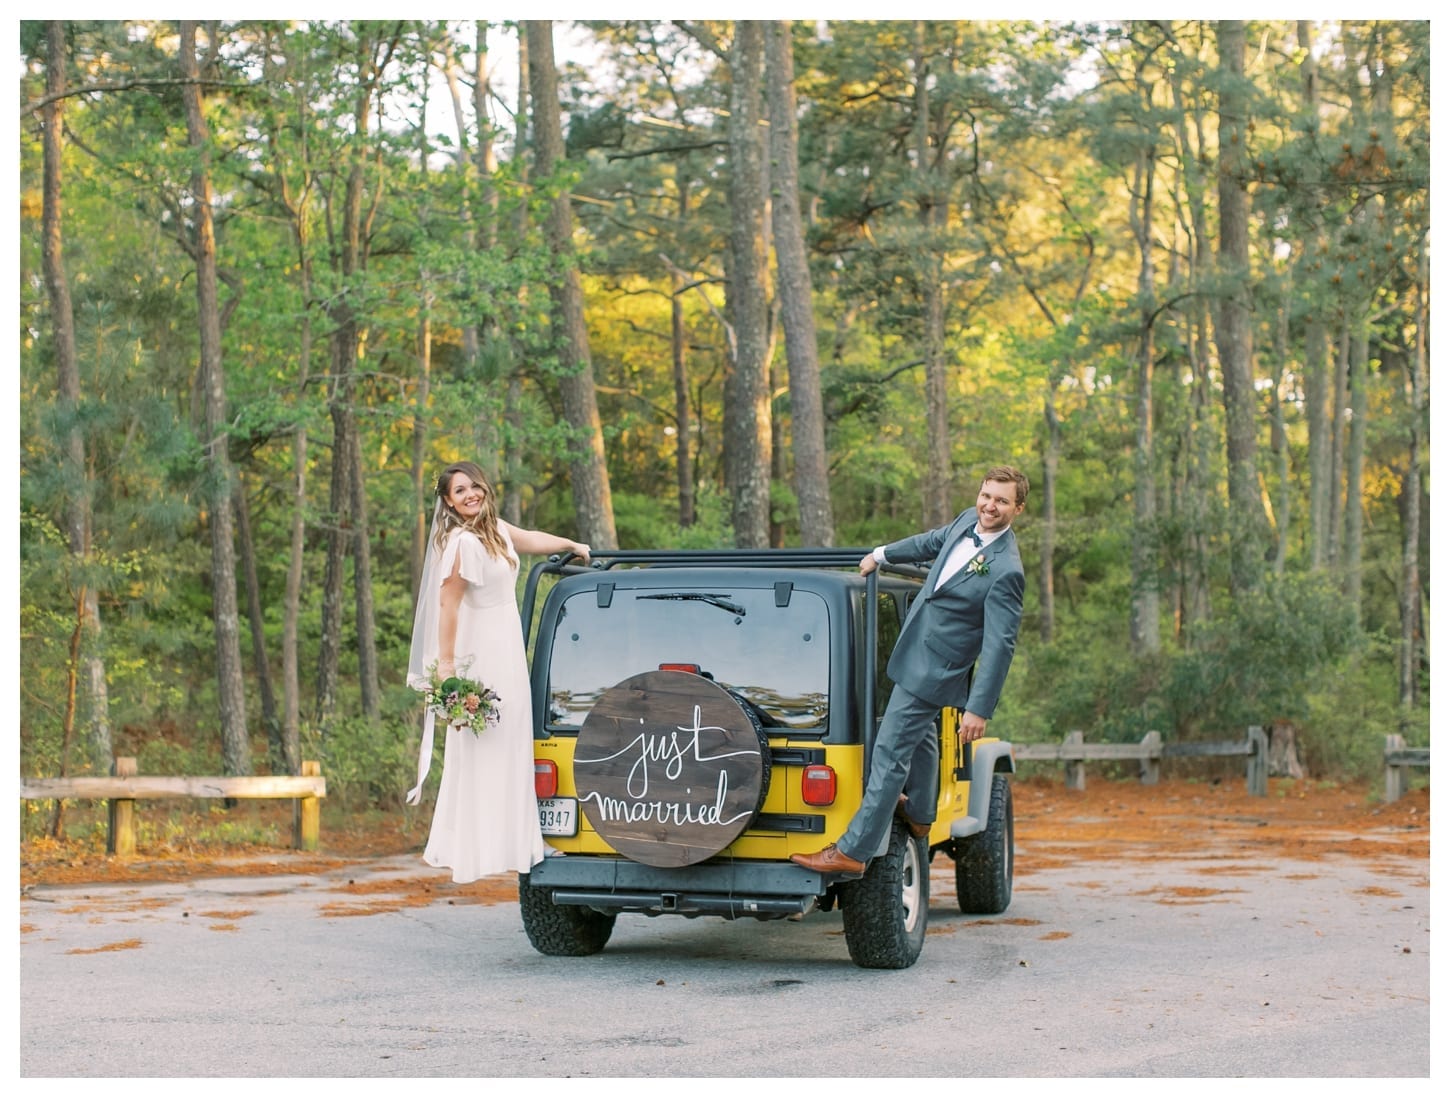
[520,547,925,638]
[521,548,874,637]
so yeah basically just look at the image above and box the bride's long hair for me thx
[433,461,511,560]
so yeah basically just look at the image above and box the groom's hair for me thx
[983,465,1030,506]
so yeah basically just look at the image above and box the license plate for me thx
[538,797,578,836]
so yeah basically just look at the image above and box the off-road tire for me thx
[955,772,1013,914]
[839,819,929,969]
[518,873,616,956]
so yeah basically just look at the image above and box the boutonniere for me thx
[965,554,989,577]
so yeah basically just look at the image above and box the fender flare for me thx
[962,741,1016,836]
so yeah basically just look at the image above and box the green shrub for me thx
[136,735,220,776]
[1300,645,1413,781]
[996,571,1401,784]
[610,485,733,549]
[305,705,420,813]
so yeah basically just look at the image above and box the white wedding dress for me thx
[422,526,546,881]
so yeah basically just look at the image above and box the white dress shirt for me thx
[875,524,1007,592]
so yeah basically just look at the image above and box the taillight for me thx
[658,662,701,674]
[534,759,558,799]
[801,763,837,806]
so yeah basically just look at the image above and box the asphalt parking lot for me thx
[19,839,1430,1079]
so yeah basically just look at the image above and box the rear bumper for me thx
[526,855,824,918]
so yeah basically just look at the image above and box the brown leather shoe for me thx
[790,843,866,876]
[896,794,932,840]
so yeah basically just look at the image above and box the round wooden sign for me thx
[573,669,769,867]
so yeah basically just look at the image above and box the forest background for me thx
[16,19,1431,837]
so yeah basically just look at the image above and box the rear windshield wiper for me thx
[638,592,747,616]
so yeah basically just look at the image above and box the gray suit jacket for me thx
[880,507,1025,716]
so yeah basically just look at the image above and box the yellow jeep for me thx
[518,549,1015,969]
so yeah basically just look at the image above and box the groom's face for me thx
[975,479,1024,533]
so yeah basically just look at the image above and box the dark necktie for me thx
[966,524,982,548]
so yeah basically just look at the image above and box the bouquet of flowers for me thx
[424,664,502,733]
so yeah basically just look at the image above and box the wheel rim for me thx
[901,838,924,932]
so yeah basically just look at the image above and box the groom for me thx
[792,465,1029,876]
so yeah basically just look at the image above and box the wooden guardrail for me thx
[20,757,326,853]
[1012,727,1269,795]
[1383,734,1430,804]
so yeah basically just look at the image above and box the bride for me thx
[405,460,590,882]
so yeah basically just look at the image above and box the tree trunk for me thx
[1327,314,1350,566]
[1297,20,1332,571]
[1270,346,1293,577]
[1343,324,1367,615]
[348,423,380,718]
[1268,289,1291,577]
[251,28,309,776]
[444,31,480,468]
[324,29,397,725]
[53,589,85,835]
[410,289,433,597]
[1212,20,1266,597]
[318,32,389,727]
[501,26,529,527]
[268,46,311,777]
[462,22,505,486]
[42,20,113,776]
[722,20,772,548]
[769,344,786,548]
[180,20,250,776]
[315,375,348,729]
[525,20,618,548]
[234,476,281,766]
[338,275,380,712]
[1039,387,1060,644]
[1267,719,1305,780]
[1399,248,1426,712]
[474,20,500,232]
[1129,135,1159,655]
[671,260,696,528]
[409,58,438,597]
[1342,34,1393,621]
[765,21,834,547]
[1302,311,1331,568]
[334,136,381,720]
[1168,55,1214,637]
[282,412,306,775]
[913,22,952,528]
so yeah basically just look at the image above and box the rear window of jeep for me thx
[544,584,830,732]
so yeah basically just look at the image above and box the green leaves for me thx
[19,19,1428,792]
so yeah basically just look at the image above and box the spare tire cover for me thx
[573,669,769,867]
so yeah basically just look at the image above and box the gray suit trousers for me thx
[838,684,940,863]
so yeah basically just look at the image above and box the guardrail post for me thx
[1140,730,1162,785]
[295,760,322,851]
[107,756,137,856]
[1384,734,1406,804]
[1245,726,1267,796]
[1064,730,1086,791]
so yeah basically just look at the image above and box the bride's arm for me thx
[436,562,467,676]
[501,521,591,563]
